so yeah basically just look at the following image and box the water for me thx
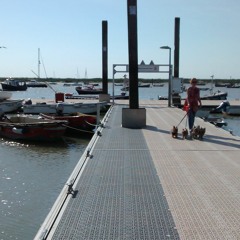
[0,82,239,240]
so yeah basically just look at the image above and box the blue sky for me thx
[0,0,240,79]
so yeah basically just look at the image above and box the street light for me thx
[160,46,172,107]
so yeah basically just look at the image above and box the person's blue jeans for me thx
[188,109,196,130]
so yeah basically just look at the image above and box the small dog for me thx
[171,126,178,138]
[191,126,206,139]
[182,128,188,139]
[198,127,206,140]
[191,126,200,139]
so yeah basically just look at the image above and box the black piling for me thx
[127,0,139,109]
[174,17,180,78]
[102,20,108,94]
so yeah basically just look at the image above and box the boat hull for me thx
[40,113,97,132]
[0,116,67,141]
[23,102,107,114]
[1,83,27,91]
[200,92,227,100]
[0,100,23,113]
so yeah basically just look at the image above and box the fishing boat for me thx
[39,112,97,133]
[1,78,27,91]
[75,85,102,95]
[0,115,67,141]
[23,101,107,114]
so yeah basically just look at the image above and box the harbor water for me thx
[0,82,239,240]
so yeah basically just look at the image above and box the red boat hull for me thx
[40,113,97,133]
[0,125,66,141]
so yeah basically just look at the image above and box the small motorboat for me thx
[0,99,24,113]
[0,115,67,141]
[39,112,97,133]
[203,117,227,127]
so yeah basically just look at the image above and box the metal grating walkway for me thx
[36,100,240,240]
[48,105,179,240]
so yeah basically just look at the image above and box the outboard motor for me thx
[25,98,32,105]
[212,100,230,113]
[56,103,64,116]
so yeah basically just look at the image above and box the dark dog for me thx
[171,126,178,138]
[182,128,188,139]
[191,126,206,139]
[198,127,206,140]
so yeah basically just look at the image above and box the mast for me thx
[38,48,41,79]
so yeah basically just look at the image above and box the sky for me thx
[0,0,240,80]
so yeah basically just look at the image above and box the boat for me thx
[75,85,102,95]
[1,78,27,91]
[0,115,67,141]
[0,91,12,100]
[0,99,24,113]
[226,84,240,88]
[203,117,227,127]
[215,82,232,87]
[39,112,97,133]
[23,101,108,114]
[26,80,48,88]
[200,91,228,100]
[152,83,164,87]
[138,83,151,88]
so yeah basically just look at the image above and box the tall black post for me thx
[174,17,180,78]
[127,0,139,109]
[102,21,108,94]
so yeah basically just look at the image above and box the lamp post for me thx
[160,46,172,107]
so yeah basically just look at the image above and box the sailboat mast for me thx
[38,48,40,79]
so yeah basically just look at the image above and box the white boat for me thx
[26,80,48,88]
[23,101,108,114]
[0,99,24,113]
[0,91,12,100]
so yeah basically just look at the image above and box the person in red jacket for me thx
[186,78,202,134]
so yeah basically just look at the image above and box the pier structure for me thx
[35,99,240,240]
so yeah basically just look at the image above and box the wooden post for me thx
[127,0,139,109]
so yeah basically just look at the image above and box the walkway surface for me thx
[35,100,240,240]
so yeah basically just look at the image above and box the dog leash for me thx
[176,111,189,128]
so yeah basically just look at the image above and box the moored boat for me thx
[26,80,48,88]
[200,91,227,100]
[1,78,27,91]
[75,85,102,95]
[23,101,107,114]
[39,112,97,133]
[0,99,24,113]
[0,115,67,141]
